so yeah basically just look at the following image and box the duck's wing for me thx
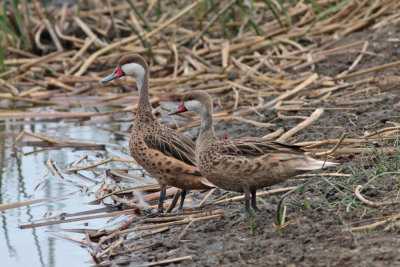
[143,129,197,166]
[220,137,304,158]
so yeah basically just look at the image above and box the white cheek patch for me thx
[121,63,145,90]
[184,100,202,112]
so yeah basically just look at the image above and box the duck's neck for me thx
[198,107,216,142]
[136,72,157,124]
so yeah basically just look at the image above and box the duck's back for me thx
[196,137,317,192]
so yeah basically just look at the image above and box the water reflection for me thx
[0,121,133,267]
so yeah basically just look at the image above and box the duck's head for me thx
[168,90,212,115]
[100,54,148,89]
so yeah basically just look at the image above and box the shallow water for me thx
[0,120,137,267]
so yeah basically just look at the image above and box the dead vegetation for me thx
[2,0,400,265]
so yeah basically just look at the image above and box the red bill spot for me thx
[114,67,124,78]
[177,103,187,112]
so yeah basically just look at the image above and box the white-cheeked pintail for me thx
[100,55,214,213]
[169,90,338,219]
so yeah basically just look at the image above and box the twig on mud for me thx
[362,126,400,138]
[111,195,147,210]
[198,188,217,207]
[336,41,369,77]
[118,214,139,231]
[355,185,400,207]
[262,128,284,139]
[143,255,193,266]
[332,59,400,80]
[109,243,152,258]
[95,236,124,259]
[349,213,400,232]
[178,220,195,240]
[127,226,170,241]
[276,108,324,142]
[89,213,139,241]
[314,133,349,156]
[314,40,366,56]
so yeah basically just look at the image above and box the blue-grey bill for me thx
[100,72,116,84]
[168,103,187,115]
[100,66,124,84]
[168,109,179,115]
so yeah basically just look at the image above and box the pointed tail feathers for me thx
[295,157,339,171]
[199,177,217,188]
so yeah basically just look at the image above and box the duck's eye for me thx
[99,66,125,83]
[114,67,125,78]
[176,103,187,112]
[168,103,187,115]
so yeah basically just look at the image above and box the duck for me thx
[100,55,214,213]
[169,90,338,219]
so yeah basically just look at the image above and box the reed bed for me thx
[2,0,400,265]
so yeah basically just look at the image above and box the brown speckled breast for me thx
[129,122,211,190]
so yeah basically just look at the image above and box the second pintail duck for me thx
[100,55,214,213]
[169,90,338,220]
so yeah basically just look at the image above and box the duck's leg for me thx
[244,190,251,218]
[177,189,187,210]
[231,190,251,225]
[157,186,166,213]
[251,190,258,211]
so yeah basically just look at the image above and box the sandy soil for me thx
[109,24,400,266]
